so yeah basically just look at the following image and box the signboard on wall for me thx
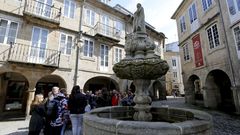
[192,34,204,67]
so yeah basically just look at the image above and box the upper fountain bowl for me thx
[113,56,169,80]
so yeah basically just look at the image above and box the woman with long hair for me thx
[68,85,87,135]
[29,94,45,135]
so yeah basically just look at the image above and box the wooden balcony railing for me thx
[24,0,61,24]
[0,43,61,67]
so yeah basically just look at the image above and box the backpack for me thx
[46,99,59,120]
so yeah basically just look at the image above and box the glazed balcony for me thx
[88,22,121,43]
[0,43,61,67]
[23,0,61,28]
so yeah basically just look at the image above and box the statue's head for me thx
[137,3,141,8]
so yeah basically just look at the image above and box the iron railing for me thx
[91,22,122,40]
[0,43,61,67]
[24,0,61,23]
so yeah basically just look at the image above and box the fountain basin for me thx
[83,106,212,135]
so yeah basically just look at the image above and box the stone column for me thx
[231,86,240,114]
[133,79,152,121]
[184,87,195,104]
[25,86,36,117]
[203,86,218,109]
[202,86,208,107]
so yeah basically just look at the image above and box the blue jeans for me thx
[60,122,66,135]
[70,114,83,135]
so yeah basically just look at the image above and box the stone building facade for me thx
[0,0,165,117]
[172,0,240,113]
[165,42,184,96]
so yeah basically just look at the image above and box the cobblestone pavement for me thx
[0,97,240,135]
[152,97,240,135]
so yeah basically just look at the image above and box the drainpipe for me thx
[73,0,85,86]
[217,0,236,87]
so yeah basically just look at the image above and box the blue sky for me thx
[109,0,182,43]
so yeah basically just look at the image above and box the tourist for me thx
[111,89,119,106]
[96,87,111,108]
[28,94,45,135]
[60,88,69,135]
[68,85,87,135]
[45,86,68,135]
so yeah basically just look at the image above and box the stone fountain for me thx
[83,3,212,135]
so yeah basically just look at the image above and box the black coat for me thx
[68,92,87,114]
[29,104,45,132]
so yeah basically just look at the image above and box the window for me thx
[101,0,109,4]
[85,9,95,26]
[115,48,122,63]
[5,81,26,111]
[31,27,48,59]
[202,0,212,11]
[172,59,177,67]
[233,26,240,54]
[183,44,190,61]
[0,19,18,44]
[102,15,110,35]
[189,3,197,24]
[227,0,240,23]
[35,0,53,17]
[115,21,124,36]
[83,39,94,57]
[207,24,220,49]
[60,33,73,55]
[100,44,109,71]
[179,15,186,33]
[173,72,178,78]
[64,0,75,18]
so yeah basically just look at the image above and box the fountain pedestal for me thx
[133,79,152,121]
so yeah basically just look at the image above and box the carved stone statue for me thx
[133,3,146,33]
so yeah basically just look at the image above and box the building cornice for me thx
[171,0,187,19]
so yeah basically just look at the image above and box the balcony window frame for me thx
[173,72,178,78]
[59,33,73,55]
[114,47,122,63]
[100,44,109,72]
[83,38,94,58]
[101,0,109,4]
[206,24,220,50]
[183,43,190,62]
[85,8,95,26]
[189,3,198,24]
[179,15,186,33]
[233,25,240,59]
[226,0,240,23]
[172,59,177,67]
[0,18,19,45]
[64,0,76,19]
[202,0,213,11]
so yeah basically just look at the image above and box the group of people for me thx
[28,86,135,135]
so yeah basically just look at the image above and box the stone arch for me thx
[35,74,67,97]
[83,76,119,94]
[185,74,201,104]
[0,72,29,114]
[152,80,166,100]
[205,69,235,112]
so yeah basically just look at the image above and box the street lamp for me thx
[73,31,83,86]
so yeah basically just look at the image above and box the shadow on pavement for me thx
[7,131,28,135]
